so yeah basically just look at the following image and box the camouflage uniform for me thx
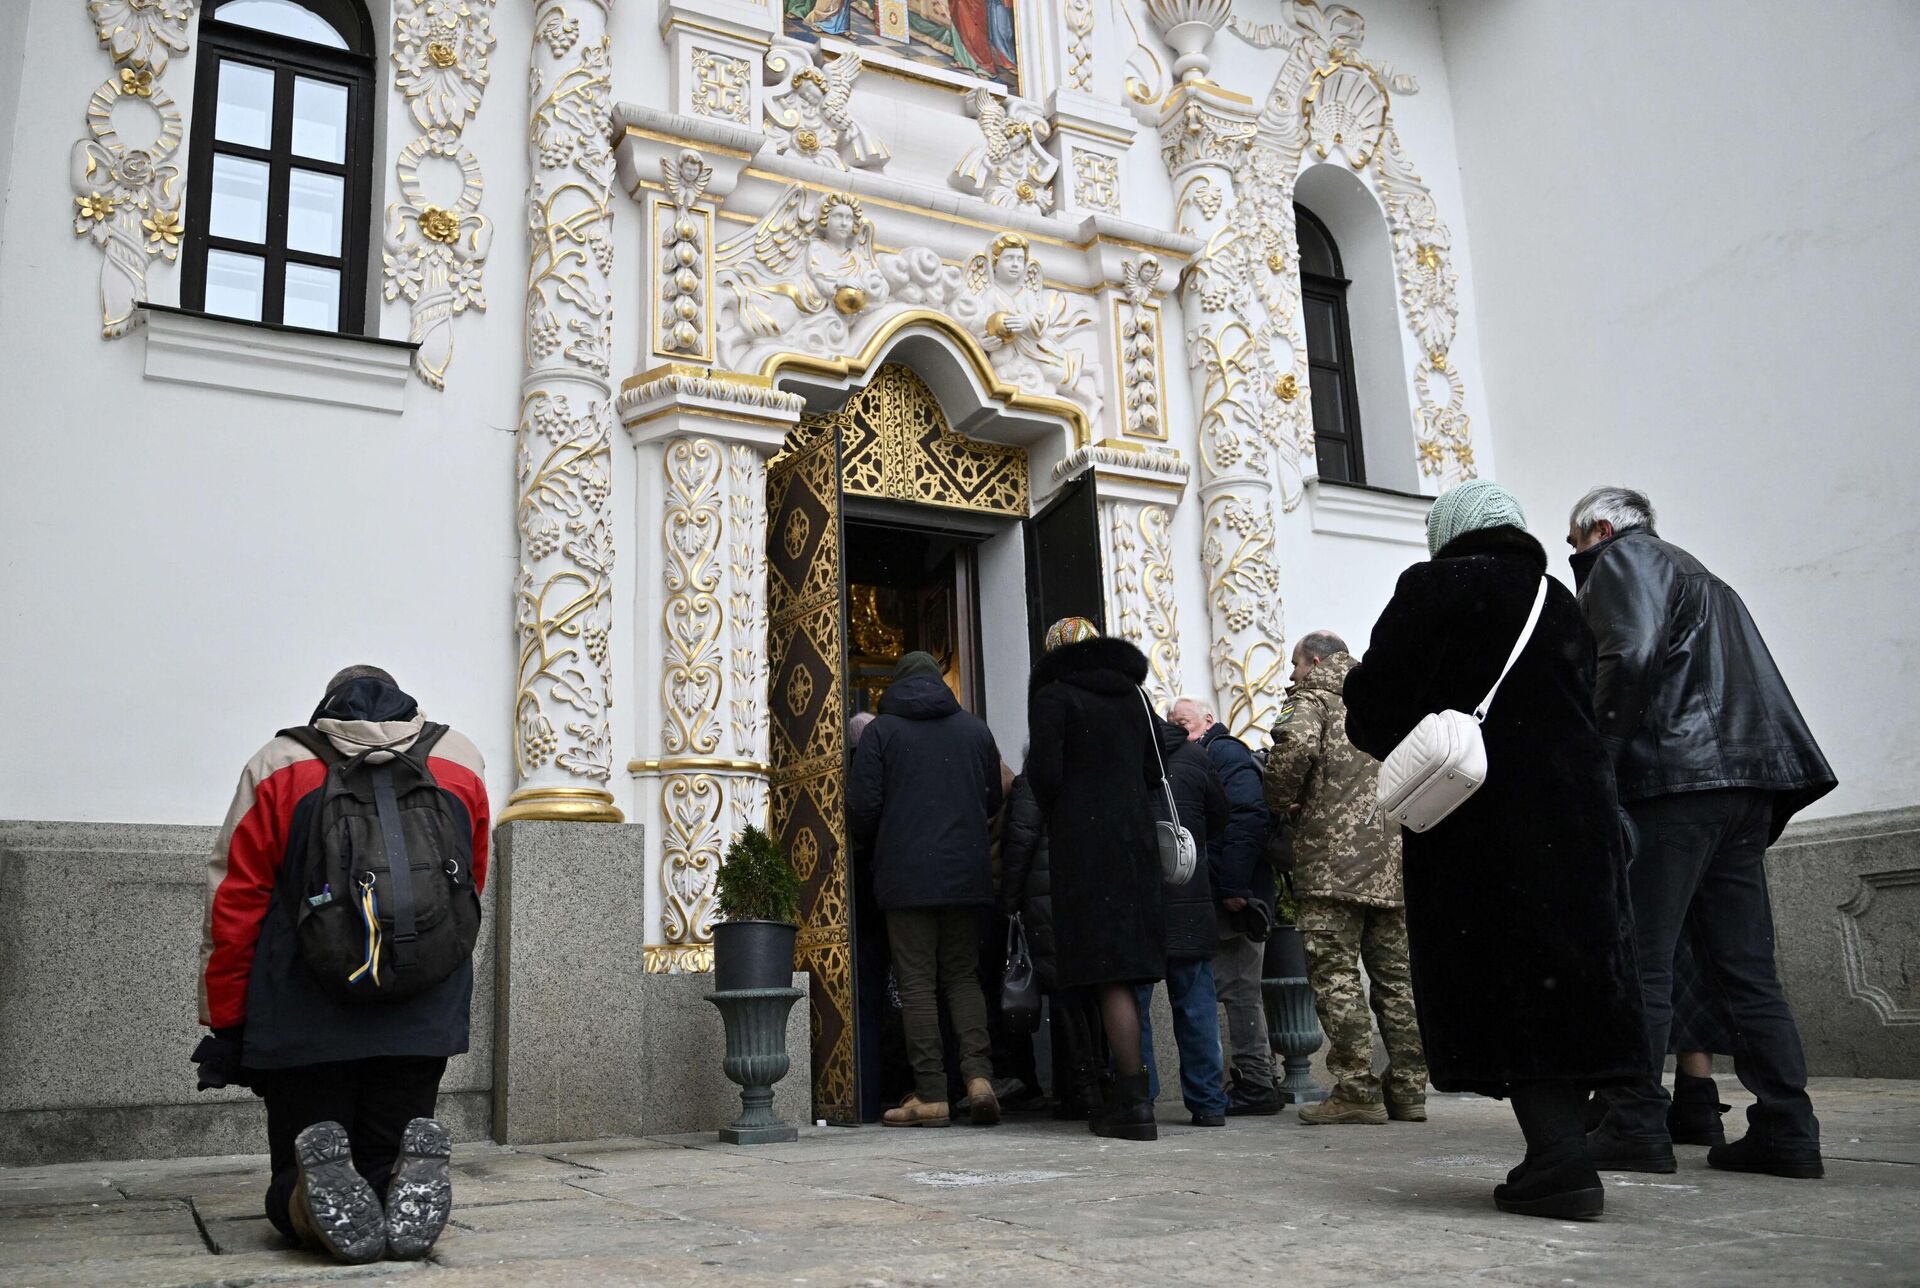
[1265,651,1427,1106]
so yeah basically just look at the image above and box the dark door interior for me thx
[1023,470,1106,661]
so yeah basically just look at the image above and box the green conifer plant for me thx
[714,825,802,925]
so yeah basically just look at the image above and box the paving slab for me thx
[0,1077,1913,1286]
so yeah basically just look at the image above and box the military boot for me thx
[383,1117,453,1261]
[288,1122,385,1264]
[1299,1092,1388,1125]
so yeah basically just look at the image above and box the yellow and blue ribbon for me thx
[346,879,382,988]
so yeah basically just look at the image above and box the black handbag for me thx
[1001,914,1041,1034]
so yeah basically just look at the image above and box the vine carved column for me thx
[619,372,805,972]
[505,0,621,823]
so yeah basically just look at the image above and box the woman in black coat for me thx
[1343,483,1644,1221]
[1026,622,1164,1140]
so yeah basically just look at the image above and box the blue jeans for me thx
[1137,958,1227,1117]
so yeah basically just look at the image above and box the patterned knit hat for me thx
[1426,479,1528,556]
[1043,616,1100,652]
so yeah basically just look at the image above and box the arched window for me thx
[182,0,376,333]
[1296,204,1365,484]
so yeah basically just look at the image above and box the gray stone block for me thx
[0,819,495,1166]
[1770,805,1920,1078]
[638,971,813,1136]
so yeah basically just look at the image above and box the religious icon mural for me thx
[784,0,1020,95]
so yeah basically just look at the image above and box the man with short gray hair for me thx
[1569,488,1837,1182]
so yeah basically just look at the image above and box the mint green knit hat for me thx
[1426,479,1528,555]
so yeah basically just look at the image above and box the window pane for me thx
[283,262,340,330]
[214,59,275,149]
[204,249,266,321]
[214,0,349,48]
[291,77,349,163]
[208,154,270,243]
[287,169,343,255]
[1303,295,1340,364]
[1314,436,1354,484]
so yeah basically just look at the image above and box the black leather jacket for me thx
[1571,528,1835,839]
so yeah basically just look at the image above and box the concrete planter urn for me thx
[706,986,804,1144]
[1262,924,1328,1105]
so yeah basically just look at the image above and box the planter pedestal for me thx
[1262,977,1328,1105]
[706,987,804,1144]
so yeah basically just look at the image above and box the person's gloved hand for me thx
[191,1027,247,1091]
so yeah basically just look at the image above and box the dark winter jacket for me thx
[1344,525,1645,1095]
[202,680,491,1069]
[1026,636,1165,988]
[1154,718,1229,960]
[1198,723,1272,908]
[998,775,1057,989]
[846,673,1003,910]
[1570,528,1836,841]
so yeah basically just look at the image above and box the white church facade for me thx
[1,0,1914,1160]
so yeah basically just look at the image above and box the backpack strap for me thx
[276,725,344,768]
[369,760,419,970]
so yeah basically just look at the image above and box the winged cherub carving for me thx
[955,233,1102,422]
[713,187,889,366]
[764,46,889,172]
[949,87,1057,213]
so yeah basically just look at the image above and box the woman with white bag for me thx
[1343,481,1644,1222]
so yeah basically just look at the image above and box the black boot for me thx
[1092,1068,1158,1141]
[1494,1146,1604,1220]
[1585,1120,1677,1173]
[1667,1073,1729,1147]
[1708,1130,1824,1179]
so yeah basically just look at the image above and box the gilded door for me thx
[766,421,858,1124]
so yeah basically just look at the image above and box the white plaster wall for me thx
[1438,0,1920,818]
[0,0,537,825]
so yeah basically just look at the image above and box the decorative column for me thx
[505,0,620,824]
[619,372,805,973]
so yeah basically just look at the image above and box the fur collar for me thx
[1433,523,1548,571]
[1030,635,1150,697]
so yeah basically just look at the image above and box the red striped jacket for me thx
[200,716,489,1029]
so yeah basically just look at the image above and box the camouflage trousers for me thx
[1297,896,1428,1104]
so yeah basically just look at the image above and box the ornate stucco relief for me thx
[506,0,620,823]
[950,88,1057,214]
[72,0,192,338]
[690,46,753,124]
[762,46,889,172]
[1116,256,1166,438]
[383,0,496,388]
[653,150,713,361]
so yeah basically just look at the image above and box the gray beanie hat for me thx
[1426,479,1528,555]
[892,651,942,682]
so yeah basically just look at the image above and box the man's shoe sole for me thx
[882,1116,950,1127]
[384,1118,452,1261]
[1708,1148,1824,1179]
[1494,1184,1604,1220]
[1094,1121,1159,1141]
[293,1122,385,1265]
[967,1098,1001,1127]
[1191,1114,1226,1127]
[1300,1105,1390,1126]
[1670,1125,1728,1147]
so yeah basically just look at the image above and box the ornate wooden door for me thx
[766,422,859,1124]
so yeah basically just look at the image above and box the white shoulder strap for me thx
[1137,688,1181,828]
[1474,576,1548,722]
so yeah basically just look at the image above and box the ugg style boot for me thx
[964,1077,1001,1126]
[289,1122,386,1264]
[1493,1146,1604,1220]
[383,1117,453,1260]
[882,1094,950,1127]
[1299,1093,1389,1126]
[1092,1068,1158,1141]
[1667,1073,1730,1146]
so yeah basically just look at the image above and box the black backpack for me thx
[277,724,482,1003]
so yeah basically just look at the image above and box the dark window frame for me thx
[181,0,376,334]
[1296,204,1366,485]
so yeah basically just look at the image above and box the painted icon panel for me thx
[783,0,1019,95]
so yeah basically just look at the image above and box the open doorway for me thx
[843,520,982,719]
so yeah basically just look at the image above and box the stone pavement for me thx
[1,1078,1914,1287]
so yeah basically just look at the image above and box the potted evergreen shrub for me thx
[712,825,801,992]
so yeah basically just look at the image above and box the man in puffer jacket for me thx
[848,652,1005,1128]
[1137,715,1231,1125]
[193,666,489,1265]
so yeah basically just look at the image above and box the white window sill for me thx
[1306,478,1433,547]
[139,305,416,414]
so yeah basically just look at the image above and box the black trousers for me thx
[1603,788,1817,1147]
[260,1056,448,1238]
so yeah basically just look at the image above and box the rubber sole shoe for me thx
[1190,1113,1226,1127]
[1386,1100,1428,1123]
[291,1122,385,1264]
[964,1078,1001,1127]
[1494,1183,1604,1221]
[1708,1137,1825,1179]
[384,1117,453,1260]
[882,1096,950,1128]
[1299,1098,1389,1126]
[1584,1126,1677,1174]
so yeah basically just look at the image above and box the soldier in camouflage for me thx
[1264,630,1429,1125]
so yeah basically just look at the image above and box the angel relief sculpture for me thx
[763,46,889,172]
[714,189,889,365]
[955,233,1102,421]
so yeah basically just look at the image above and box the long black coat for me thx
[1343,525,1645,1095]
[846,674,1003,910]
[1026,637,1165,989]
[1155,718,1228,960]
[998,775,1057,989]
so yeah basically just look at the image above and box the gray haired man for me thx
[1568,487,1837,1181]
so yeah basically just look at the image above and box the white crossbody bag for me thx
[1139,689,1198,886]
[1374,576,1548,834]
